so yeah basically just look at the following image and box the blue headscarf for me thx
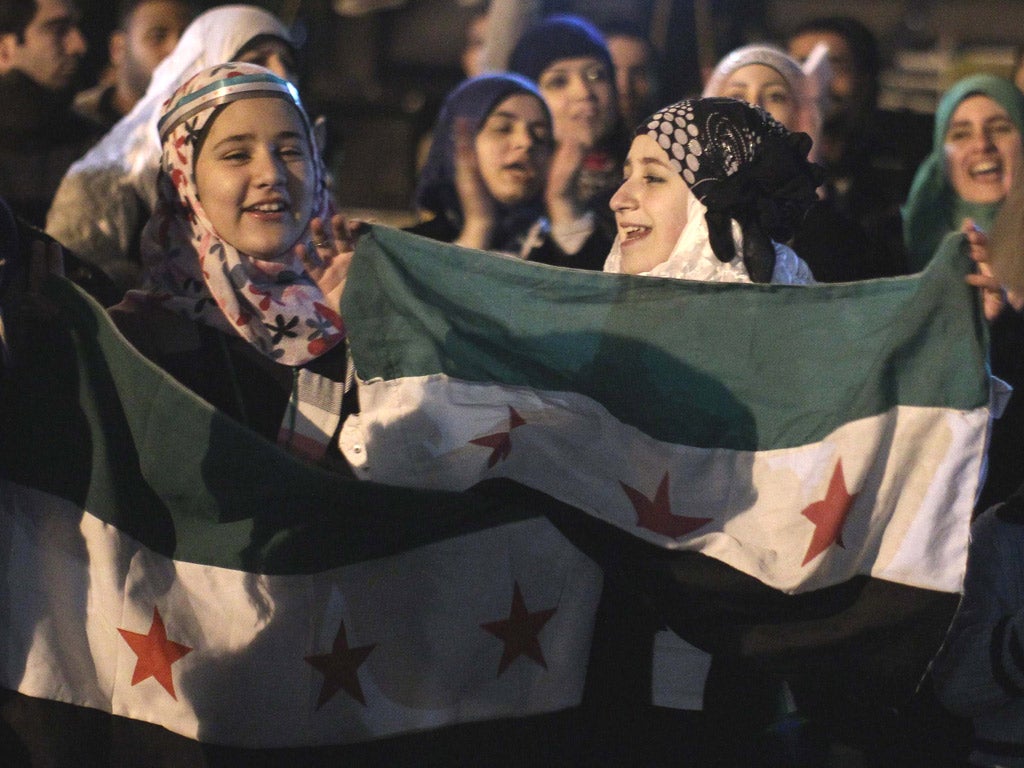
[416,73,552,249]
[508,14,615,86]
[902,74,1024,272]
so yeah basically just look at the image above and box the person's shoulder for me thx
[72,84,119,133]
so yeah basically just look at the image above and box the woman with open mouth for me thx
[902,74,1024,516]
[605,97,820,285]
[600,96,823,762]
[903,74,1024,274]
[410,72,612,267]
[108,62,354,471]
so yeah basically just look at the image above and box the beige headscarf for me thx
[702,44,823,163]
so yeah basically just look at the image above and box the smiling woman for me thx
[46,4,300,298]
[902,73,1024,517]
[107,63,356,470]
[903,74,1024,273]
[410,72,613,268]
[944,95,1021,206]
[193,97,315,261]
[605,97,821,284]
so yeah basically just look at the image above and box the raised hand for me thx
[295,213,357,310]
[452,117,496,249]
[962,218,1024,323]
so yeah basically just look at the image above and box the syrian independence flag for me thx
[340,226,991,715]
[0,276,601,761]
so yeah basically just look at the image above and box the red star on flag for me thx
[470,406,527,467]
[620,472,713,538]
[118,606,192,700]
[480,581,556,676]
[801,458,858,566]
[305,621,376,708]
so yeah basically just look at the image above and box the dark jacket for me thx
[108,298,356,474]
[0,71,103,228]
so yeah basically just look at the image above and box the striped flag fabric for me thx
[341,225,990,599]
[0,276,601,762]
[0,223,992,762]
[337,225,992,727]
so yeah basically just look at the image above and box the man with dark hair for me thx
[600,18,662,129]
[0,0,101,226]
[73,0,194,130]
[786,15,931,278]
[787,15,880,169]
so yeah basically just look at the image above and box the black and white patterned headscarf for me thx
[639,97,821,282]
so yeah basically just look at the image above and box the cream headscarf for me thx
[702,44,823,163]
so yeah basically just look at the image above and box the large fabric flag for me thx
[340,225,991,708]
[0,276,601,762]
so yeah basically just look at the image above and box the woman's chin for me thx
[620,248,667,275]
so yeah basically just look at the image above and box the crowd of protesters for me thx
[3,0,1024,765]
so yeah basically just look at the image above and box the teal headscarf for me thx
[902,74,1024,272]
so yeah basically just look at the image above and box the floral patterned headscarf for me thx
[137,62,343,366]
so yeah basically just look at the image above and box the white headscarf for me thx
[602,191,814,285]
[702,44,822,163]
[61,5,294,212]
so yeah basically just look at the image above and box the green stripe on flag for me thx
[0,278,536,572]
[344,227,989,451]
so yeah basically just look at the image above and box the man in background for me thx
[601,19,661,129]
[73,0,194,130]
[0,0,101,226]
[787,15,930,278]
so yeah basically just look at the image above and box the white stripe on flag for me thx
[0,479,600,748]
[341,374,987,594]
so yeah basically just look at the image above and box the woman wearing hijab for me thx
[903,74,1024,273]
[703,44,822,159]
[590,96,825,765]
[606,97,820,284]
[508,14,627,268]
[108,63,353,470]
[702,44,885,282]
[918,89,1024,762]
[903,74,1024,514]
[411,72,612,269]
[46,5,299,301]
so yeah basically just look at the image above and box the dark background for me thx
[69,0,1024,217]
